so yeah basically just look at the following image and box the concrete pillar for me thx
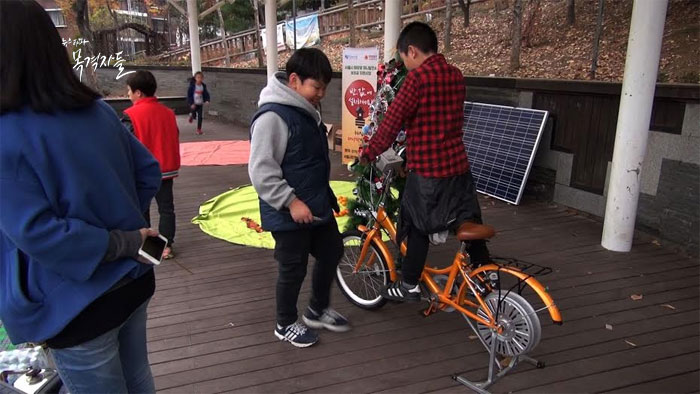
[601,0,668,252]
[186,0,201,73]
[383,0,401,62]
[265,0,278,79]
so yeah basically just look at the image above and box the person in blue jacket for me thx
[0,1,162,393]
[187,71,211,135]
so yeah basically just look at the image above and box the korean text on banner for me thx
[341,47,379,164]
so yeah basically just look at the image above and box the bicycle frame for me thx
[353,204,563,326]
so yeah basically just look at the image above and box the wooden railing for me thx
[159,0,484,66]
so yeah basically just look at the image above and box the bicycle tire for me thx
[336,230,390,310]
[474,291,542,357]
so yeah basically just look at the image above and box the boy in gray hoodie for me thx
[249,48,350,348]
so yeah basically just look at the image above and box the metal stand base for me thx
[452,317,545,393]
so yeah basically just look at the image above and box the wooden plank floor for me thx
[147,117,700,393]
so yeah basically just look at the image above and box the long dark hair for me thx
[0,0,101,114]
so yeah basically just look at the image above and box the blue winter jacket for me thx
[187,81,211,106]
[0,100,161,344]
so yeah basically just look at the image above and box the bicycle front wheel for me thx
[336,230,389,310]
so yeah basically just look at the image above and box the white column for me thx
[265,0,278,79]
[186,0,201,73]
[383,0,401,62]
[601,0,668,252]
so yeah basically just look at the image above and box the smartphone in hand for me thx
[138,234,168,265]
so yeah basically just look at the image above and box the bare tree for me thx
[74,0,100,89]
[216,7,231,66]
[444,0,452,52]
[590,0,605,78]
[456,0,470,28]
[510,0,522,71]
[522,0,541,48]
[252,0,264,67]
[566,0,575,26]
[348,0,355,46]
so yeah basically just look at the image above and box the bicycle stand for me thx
[452,315,545,393]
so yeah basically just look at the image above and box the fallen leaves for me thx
[630,294,643,301]
[605,324,613,331]
[661,304,677,311]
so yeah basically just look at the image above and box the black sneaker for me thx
[382,281,421,303]
[302,307,351,332]
[274,322,318,348]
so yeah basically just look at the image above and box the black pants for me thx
[190,104,203,129]
[271,220,344,327]
[144,178,175,245]
[401,225,489,286]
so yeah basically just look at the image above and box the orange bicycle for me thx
[336,153,563,392]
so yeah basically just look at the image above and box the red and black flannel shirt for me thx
[363,54,469,178]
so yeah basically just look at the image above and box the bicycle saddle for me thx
[456,222,495,241]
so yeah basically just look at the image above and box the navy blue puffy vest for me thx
[251,103,339,232]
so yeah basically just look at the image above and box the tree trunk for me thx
[495,0,509,11]
[456,0,470,27]
[522,0,541,48]
[566,0,575,26]
[252,0,264,68]
[590,0,605,79]
[75,0,100,90]
[216,7,231,66]
[348,0,355,46]
[510,0,522,72]
[444,0,452,52]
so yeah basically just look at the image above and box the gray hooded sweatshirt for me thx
[248,72,323,210]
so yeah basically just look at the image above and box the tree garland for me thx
[344,57,409,233]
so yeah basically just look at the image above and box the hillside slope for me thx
[232,0,698,83]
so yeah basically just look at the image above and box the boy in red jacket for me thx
[361,22,490,302]
[123,70,181,259]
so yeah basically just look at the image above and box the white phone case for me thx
[138,234,168,265]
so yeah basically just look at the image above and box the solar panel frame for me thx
[462,102,549,205]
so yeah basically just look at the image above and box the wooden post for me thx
[590,0,605,79]
[509,0,522,71]
[348,0,355,46]
[252,0,264,68]
[217,7,231,66]
[444,0,452,52]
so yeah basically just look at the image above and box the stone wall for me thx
[97,66,699,254]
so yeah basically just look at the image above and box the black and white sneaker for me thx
[274,322,319,348]
[382,281,421,303]
[302,307,351,332]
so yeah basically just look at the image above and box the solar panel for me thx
[462,102,548,205]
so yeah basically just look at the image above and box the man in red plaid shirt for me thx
[361,22,490,302]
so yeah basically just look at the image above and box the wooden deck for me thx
[147,117,700,393]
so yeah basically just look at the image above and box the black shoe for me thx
[274,322,318,348]
[382,281,421,303]
[302,307,351,332]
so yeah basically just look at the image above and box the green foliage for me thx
[222,0,255,34]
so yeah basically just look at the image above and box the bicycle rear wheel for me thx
[473,291,541,357]
[336,230,389,310]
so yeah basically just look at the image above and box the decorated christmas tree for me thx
[344,56,409,232]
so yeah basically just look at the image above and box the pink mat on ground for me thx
[180,140,250,166]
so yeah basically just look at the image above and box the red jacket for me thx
[125,97,180,179]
